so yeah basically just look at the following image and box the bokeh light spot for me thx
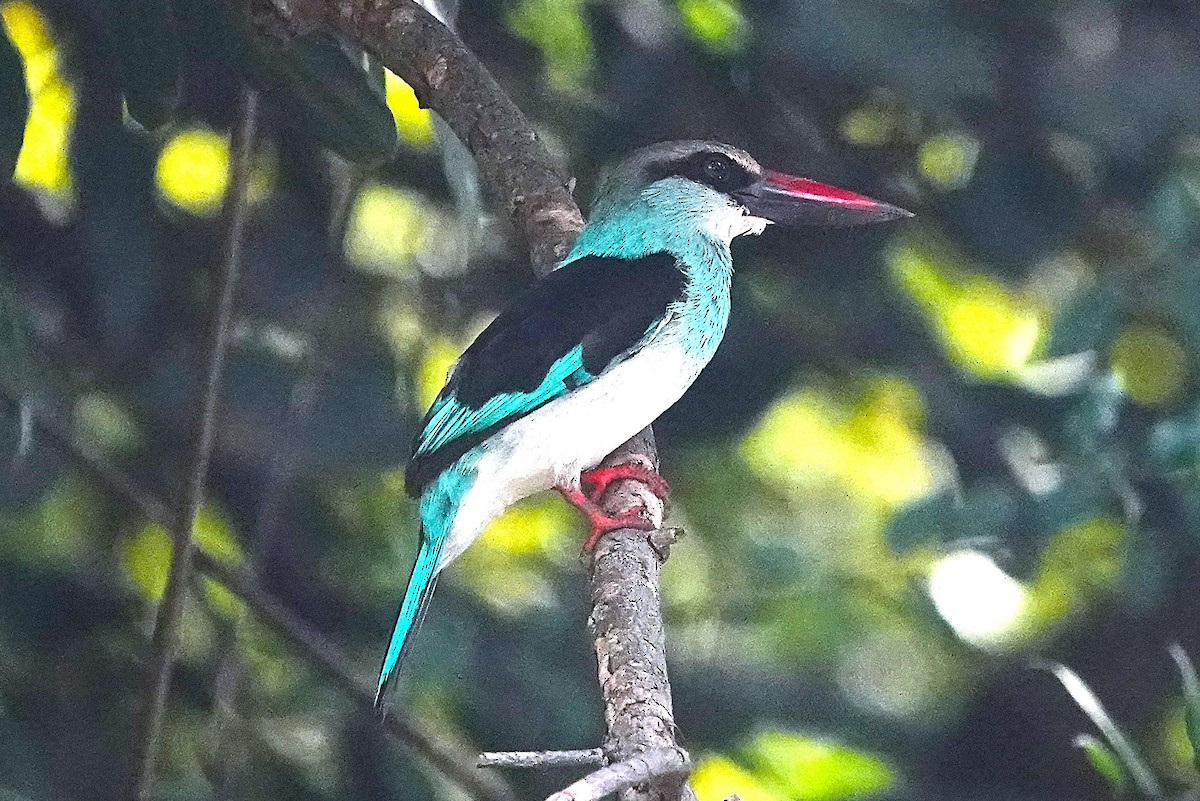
[2,0,75,209]
[384,70,435,147]
[123,505,244,618]
[747,730,894,801]
[416,336,461,412]
[927,550,1031,651]
[1110,324,1187,407]
[344,181,429,274]
[892,241,1043,380]
[741,377,932,510]
[917,132,980,189]
[155,126,274,216]
[840,107,893,147]
[692,755,778,801]
[508,0,593,92]
[453,496,572,616]
[677,0,748,55]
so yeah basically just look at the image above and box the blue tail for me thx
[374,532,442,708]
[375,460,475,708]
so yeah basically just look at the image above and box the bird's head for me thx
[586,140,911,248]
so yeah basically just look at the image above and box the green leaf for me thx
[266,34,397,166]
[1169,644,1200,773]
[1046,284,1118,359]
[174,0,395,165]
[0,25,28,179]
[105,0,182,129]
[1073,734,1128,798]
[743,730,894,801]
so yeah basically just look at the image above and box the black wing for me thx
[405,252,687,495]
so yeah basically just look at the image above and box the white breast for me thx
[437,335,701,569]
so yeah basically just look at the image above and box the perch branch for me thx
[249,2,693,798]
[544,748,691,801]
[585,432,692,801]
[124,86,259,801]
[0,384,516,801]
[479,749,606,769]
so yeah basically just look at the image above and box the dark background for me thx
[2,0,1200,798]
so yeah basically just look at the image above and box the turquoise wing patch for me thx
[414,344,593,459]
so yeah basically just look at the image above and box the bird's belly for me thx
[492,339,699,495]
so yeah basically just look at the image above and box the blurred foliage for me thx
[3,0,1200,800]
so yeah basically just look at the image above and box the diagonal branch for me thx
[261,0,584,275]
[250,3,694,800]
[124,86,260,801]
[0,380,517,801]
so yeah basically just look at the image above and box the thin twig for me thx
[479,749,606,769]
[1033,660,1163,798]
[0,380,517,801]
[544,748,691,801]
[203,159,367,796]
[195,552,518,801]
[124,86,260,801]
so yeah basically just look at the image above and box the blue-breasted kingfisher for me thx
[375,141,910,706]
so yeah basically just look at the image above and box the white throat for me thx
[705,204,771,243]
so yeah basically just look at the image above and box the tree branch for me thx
[0,379,517,801]
[544,748,692,801]
[124,86,260,801]
[479,749,606,769]
[258,0,584,273]
[250,3,693,799]
[586,433,692,801]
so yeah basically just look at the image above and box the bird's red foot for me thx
[580,464,670,502]
[557,486,657,552]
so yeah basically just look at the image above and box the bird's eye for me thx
[704,156,730,185]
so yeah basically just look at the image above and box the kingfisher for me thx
[375,140,910,706]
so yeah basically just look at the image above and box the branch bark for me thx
[544,748,691,801]
[479,749,606,769]
[249,2,692,799]
[124,86,260,801]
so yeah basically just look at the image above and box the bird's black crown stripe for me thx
[649,150,759,194]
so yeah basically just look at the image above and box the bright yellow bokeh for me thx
[741,377,932,509]
[2,1,74,207]
[747,730,894,801]
[384,70,435,147]
[123,504,244,617]
[343,181,429,273]
[156,128,228,214]
[416,336,461,412]
[694,732,895,801]
[891,241,1043,380]
[918,132,980,189]
[677,0,748,55]
[452,496,572,615]
[155,126,274,216]
[508,0,593,92]
[1110,324,1188,407]
[692,755,779,801]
